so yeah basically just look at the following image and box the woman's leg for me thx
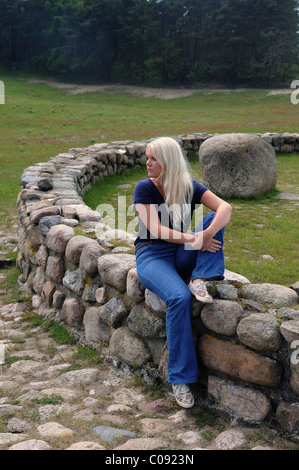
[136,244,198,384]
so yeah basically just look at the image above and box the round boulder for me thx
[198,133,277,198]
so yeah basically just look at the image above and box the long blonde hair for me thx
[147,137,193,229]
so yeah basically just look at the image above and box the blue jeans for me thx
[135,212,225,384]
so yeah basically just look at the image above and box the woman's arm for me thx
[192,190,232,251]
[135,203,195,244]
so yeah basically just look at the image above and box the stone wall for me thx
[16,133,299,435]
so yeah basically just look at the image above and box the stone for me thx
[37,422,73,439]
[0,433,28,446]
[280,320,299,344]
[276,403,299,434]
[99,297,128,328]
[140,418,171,435]
[63,268,85,295]
[240,283,298,307]
[237,313,282,352]
[45,256,65,283]
[38,178,53,191]
[83,306,111,343]
[65,442,106,450]
[199,334,282,388]
[58,368,100,388]
[224,269,250,284]
[36,244,48,269]
[145,289,167,313]
[32,267,46,295]
[109,327,151,367]
[290,361,299,395]
[199,133,277,198]
[30,206,61,225]
[126,268,145,302]
[215,429,246,450]
[39,215,62,236]
[61,297,84,326]
[201,300,243,336]
[75,205,102,222]
[92,425,136,443]
[42,281,56,306]
[97,254,136,292]
[9,360,44,376]
[127,304,166,338]
[9,439,52,450]
[45,224,74,254]
[290,281,299,296]
[52,290,65,309]
[65,236,99,265]
[215,283,238,301]
[107,404,132,413]
[7,418,32,433]
[177,430,203,446]
[79,243,106,276]
[208,375,271,422]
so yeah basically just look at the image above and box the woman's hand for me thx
[191,229,222,252]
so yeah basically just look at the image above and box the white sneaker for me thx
[172,384,194,408]
[188,280,213,303]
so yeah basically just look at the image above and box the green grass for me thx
[0,73,298,286]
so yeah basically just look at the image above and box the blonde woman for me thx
[134,137,232,408]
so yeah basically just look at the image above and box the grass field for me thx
[0,73,298,287]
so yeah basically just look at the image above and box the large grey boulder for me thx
[198,133,277,198]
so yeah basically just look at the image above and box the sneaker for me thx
[188,280,213,303]
[172,384,194,409]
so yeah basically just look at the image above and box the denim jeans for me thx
[135,212,225,384]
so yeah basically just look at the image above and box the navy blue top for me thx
[133,178,209,245]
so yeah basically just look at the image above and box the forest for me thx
[0,0,298,86]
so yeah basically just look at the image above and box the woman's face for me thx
[146,146,162,179]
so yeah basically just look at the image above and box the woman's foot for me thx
[172,384,194,408]
[188,280,213,303]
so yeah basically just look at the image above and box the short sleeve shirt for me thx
[133,178,208,245]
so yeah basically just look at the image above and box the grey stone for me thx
[145,289,167,313]
[126,268,145,302]
[39,215,62,236]
[45,224,74,254]
[99,297,128,328]
[208,375,271,422]
[92,425,136,443]
[97,254,136,292]
[237,313,281,352]
[83,306,111,343]
[65,236,99,265]
[280,320,299,344]
[79,243,107,276]
[199,133,277,198]
[201,300,243,336]
[45,256,65,283]
[240,283,298,307]
[58,368,100,388]
[9,440,52,450]
[109,327,151,367]
[61,297,84,326]
[127,304,166,338]
[63,268,85,295]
